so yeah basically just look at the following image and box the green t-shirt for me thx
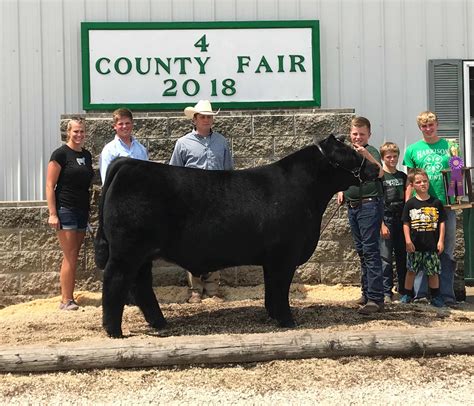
[343,144,383,201]
[402,138,451,205]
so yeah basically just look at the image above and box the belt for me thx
[347,197,378,208]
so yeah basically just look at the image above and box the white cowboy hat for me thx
[184,100,219,119]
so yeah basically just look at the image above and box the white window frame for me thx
[463,61,474,167]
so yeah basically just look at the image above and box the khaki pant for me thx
[187,271,220,296]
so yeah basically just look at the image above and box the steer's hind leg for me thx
[263,266,275,319]
[134,261,167,330]
[102,259,132,338]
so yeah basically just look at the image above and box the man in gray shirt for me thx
[170,100,234,303]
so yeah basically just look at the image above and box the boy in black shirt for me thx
[401,169,446,307]
[379,142,407,303]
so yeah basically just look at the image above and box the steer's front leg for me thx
[268,264,297,328]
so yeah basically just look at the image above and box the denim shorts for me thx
[58,207,88,231]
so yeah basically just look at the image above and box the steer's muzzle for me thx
[360,159,380,182]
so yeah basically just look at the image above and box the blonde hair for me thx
[416,111,438,127]
[380,142,400,158]
[66,118,85,141]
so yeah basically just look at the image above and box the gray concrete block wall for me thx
[0,109,466,306]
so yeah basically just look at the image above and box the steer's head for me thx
[317,134,380,187]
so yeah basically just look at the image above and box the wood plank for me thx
[1,327,473,373]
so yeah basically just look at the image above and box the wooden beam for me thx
[1,327,473,373]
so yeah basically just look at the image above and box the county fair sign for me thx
[81,21,320,110]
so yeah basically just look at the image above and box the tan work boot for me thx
[358,300,384,315]
[202,292,225,303]
[188,292,202,304]
[355,296,367,306]
[208,295,224,303]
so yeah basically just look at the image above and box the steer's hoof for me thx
[150,319,167,330]
[105,326,123,339]
[277,318,296,328]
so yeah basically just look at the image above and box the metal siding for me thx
[63,1,85,113]
[256,0,278,20]
[382,0,405,147]
[340,1,363,112]
[318,0,341,109]
[193,0,215,21]
[2,0,474,201]
[445,0,468,58]
[18,0,43,200]
[235,0,257,20]
[299,0,319,19]
[129,0,152,21]
[151,0,173,21]
[85,0,107,20]
[107,0,129,20]
[402,1,429,145]
[361,1,385,139]
[469,0,474,55]
[278,0,299,19]
[171,0,194,21]
[41,0,66,197]
[1,0,22,200]
[215,0,237,20]
[425,2,445,58]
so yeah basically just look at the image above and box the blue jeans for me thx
[348,198,384,303]
[413,209,456,303]
[380,214,407,296]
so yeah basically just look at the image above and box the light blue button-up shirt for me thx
[169,130,233,170]
[99,135,148,184]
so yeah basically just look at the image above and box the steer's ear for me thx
[335,133,347,142]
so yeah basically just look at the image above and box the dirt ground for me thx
[1,284,473,405]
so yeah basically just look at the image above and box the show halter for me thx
[316,140,366,184]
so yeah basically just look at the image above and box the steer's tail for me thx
[94,158,123,269]
[94,221,109,269]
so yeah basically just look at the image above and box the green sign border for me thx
[81,20,321,111]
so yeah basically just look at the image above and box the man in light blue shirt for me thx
[99,108,148,184]
[170,100,233,303]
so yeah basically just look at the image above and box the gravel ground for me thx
[1,284,473,405]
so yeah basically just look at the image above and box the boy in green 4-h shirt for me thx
[402,111,456,306]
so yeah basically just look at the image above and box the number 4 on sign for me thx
[194,35,209,52]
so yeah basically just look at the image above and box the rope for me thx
[320,201,343,237]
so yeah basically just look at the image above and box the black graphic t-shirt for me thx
[50,144,94,210]
[382,170,407,215]
[401,196,446,252]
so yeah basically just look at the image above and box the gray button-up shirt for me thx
[169,130,233,170]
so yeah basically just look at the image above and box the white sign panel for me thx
[81,21,320,110]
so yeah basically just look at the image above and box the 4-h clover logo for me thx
[424,154,443,174]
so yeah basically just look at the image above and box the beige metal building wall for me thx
[1,0,474,201]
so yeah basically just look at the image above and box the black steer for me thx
[95,134,379,337]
